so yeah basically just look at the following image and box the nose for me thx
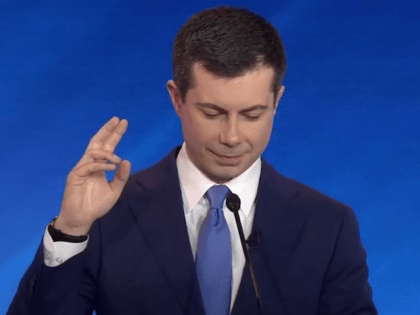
[220,117,240,147]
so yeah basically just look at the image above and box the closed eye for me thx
[203,112,220,118]
[196,102,268,120]
[245,115,260,120]
[203,112,261,120]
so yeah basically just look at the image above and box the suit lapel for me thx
[232,157,309,313]
[129,146,205,315]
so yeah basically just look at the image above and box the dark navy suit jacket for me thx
[8,145,377,314]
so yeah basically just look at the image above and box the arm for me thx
[7,117,130,314]
[6,221,100,315]
[318,208,378,315]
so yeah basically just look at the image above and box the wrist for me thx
[53,216,92,236]
[48,217,90,242]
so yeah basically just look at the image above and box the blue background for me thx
[1,0,419,313]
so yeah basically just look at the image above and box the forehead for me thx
[188,63,275,106]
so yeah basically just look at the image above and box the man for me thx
[7,6,377,315]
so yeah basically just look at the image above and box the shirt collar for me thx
[176,142,261,217]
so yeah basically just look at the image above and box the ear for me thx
[166,80,183,117]
[274,85,285,114]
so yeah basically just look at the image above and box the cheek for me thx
[193,116,220,139]
[262,122,274,141]
[246,120,272,138]
[247,121,274,151]
[182,113,214,146]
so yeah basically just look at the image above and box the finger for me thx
[109,160,131,193]
[73,162,117,179]
[90,150,121,163]
[79,117,124,167]
[85,117,120,153]
[102,119,128,153]
[75,149,122,169]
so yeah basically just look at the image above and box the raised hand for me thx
[54,117,131,236]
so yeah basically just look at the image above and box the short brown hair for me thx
[171,6,287,104]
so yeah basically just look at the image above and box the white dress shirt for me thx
[43,142,261,311]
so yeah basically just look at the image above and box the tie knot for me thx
[205,185,231,209]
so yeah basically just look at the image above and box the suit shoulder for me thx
[118,146,181,199]
[263,161,353,219]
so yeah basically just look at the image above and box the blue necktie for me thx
[196,185,232,315]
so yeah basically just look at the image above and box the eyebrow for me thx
[194,102,269,113]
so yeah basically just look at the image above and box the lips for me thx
[213,152,241,158]
[210,150,243,165]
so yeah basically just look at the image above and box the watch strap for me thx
[48,216,88,243]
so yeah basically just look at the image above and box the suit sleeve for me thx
[318,207,378,315]
[6,220,100,315]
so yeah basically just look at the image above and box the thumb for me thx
[109,160,131,194]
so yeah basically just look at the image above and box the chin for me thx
[214,168,242,183]
[201,167,232,183]
[211,175,234,185]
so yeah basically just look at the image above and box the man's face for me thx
[167,63,285,184]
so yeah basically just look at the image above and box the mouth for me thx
[210,150,243,165]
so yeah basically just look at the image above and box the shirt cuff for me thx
[43,224,89,267]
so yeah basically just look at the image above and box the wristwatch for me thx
[48,216,88,243]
